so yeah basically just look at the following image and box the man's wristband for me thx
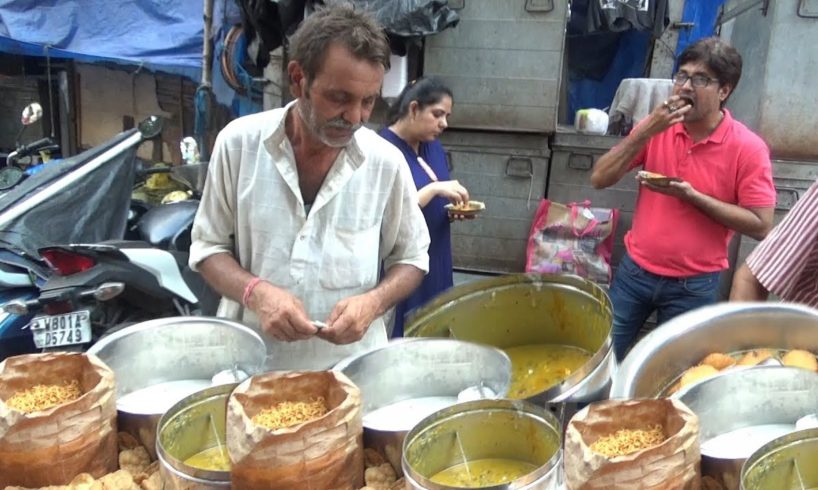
[242,277,264,307]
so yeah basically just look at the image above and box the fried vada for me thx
[700,352,736,371]
[737,349,774,366]
[782,349,818,371]
[680,364,719,389]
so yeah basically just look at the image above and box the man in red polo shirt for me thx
[591,37,776,360]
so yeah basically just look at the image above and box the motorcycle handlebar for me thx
[17,138,57,158]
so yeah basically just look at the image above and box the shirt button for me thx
[299,235,305,241]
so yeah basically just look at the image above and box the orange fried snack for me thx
[737,349,774,366]
[782,349,818,371]
[679,364,719,389]
[700,353,736,371]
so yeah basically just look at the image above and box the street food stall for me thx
[4,283,818,489]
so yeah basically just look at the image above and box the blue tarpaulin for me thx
[674,0,728,60]
[0,0,228,76]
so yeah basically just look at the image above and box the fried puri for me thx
[700,352,736,370]
[737,349,774,366]
[680,364,719,388]
[782,349,818,371]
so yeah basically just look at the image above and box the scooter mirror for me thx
[138,115,164,139]
[21,102,43,126]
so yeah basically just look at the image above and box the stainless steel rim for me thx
[405,273,613,403]
[155,383,237,480]
[401,399,563,490]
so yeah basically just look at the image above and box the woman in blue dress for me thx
[379,77,470,337]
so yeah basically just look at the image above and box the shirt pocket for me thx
[319,220,380,290]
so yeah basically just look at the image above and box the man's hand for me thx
[248,281,318,342]
[638,95,693,139]
[317,292,381,345]
[640,179,696,201]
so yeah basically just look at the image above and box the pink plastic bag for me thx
[525,200,619,284]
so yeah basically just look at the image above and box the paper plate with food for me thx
[445,200,486,217]
[637,170,681,187]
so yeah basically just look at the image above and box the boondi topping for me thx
[251,397,328,430]
[590,424,666,458]
[6,380,82,413]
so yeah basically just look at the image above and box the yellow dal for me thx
[431,458,537,487]
[184,445,231,471]
[505,344,592,399]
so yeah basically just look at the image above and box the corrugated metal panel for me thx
[423,0,568,133]
[723,0,818,160]
[440,130,550,272]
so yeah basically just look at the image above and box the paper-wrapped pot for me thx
[0,352,118,487]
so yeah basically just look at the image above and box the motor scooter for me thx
[3,142,219,352]
[0,115,164,358]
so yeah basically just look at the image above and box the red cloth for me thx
[746,180,818,307]
[623,109,776,277]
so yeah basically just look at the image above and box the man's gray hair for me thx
[289,3,391,82]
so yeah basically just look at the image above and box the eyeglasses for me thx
[673,72,719,88]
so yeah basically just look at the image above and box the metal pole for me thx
[196,0,215,162]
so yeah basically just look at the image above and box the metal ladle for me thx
[455,431,472,481]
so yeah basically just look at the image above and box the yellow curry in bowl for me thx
[504,344,592,399]
[431,458,538,488]
[184,445,231,471]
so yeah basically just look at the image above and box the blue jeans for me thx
[611,253,721,361]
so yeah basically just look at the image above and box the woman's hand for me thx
[435,180,470,205]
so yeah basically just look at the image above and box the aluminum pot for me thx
[87,316,266,458]
[404,273,614,405]
[611,302,818,398]
[156,383,235,489]
[402,399,563,490]
[674,366,818,489]
[741,428,818,489]
[334,338,512,474]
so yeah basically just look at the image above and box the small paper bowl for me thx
[643,176,681,187]
[638,171,680,187]
[445,200,486,217]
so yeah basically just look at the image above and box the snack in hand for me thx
[637,170,680,186]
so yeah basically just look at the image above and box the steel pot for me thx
[87,316,266,458]
[333,338,511,475]
[741,428,818,489]
[402,399,563,490]
[611,302,818,398]
[674,366,818,489]
[156,383,235,489]
[404,273,614,405]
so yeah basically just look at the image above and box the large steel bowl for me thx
[157,383,235,488]
[404,273,614,405]
[741,428,818,489]
[611,302,818,398]
[674,366,818,489]
[87,316,266,458]
[333,338,512,474]
[402,399,563,490]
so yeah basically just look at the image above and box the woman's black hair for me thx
[386,76,453,126]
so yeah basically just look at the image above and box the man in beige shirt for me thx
[190,5,430,369]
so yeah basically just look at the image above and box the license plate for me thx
[30,310,92,348]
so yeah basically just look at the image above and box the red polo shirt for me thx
[623,109,776,277]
